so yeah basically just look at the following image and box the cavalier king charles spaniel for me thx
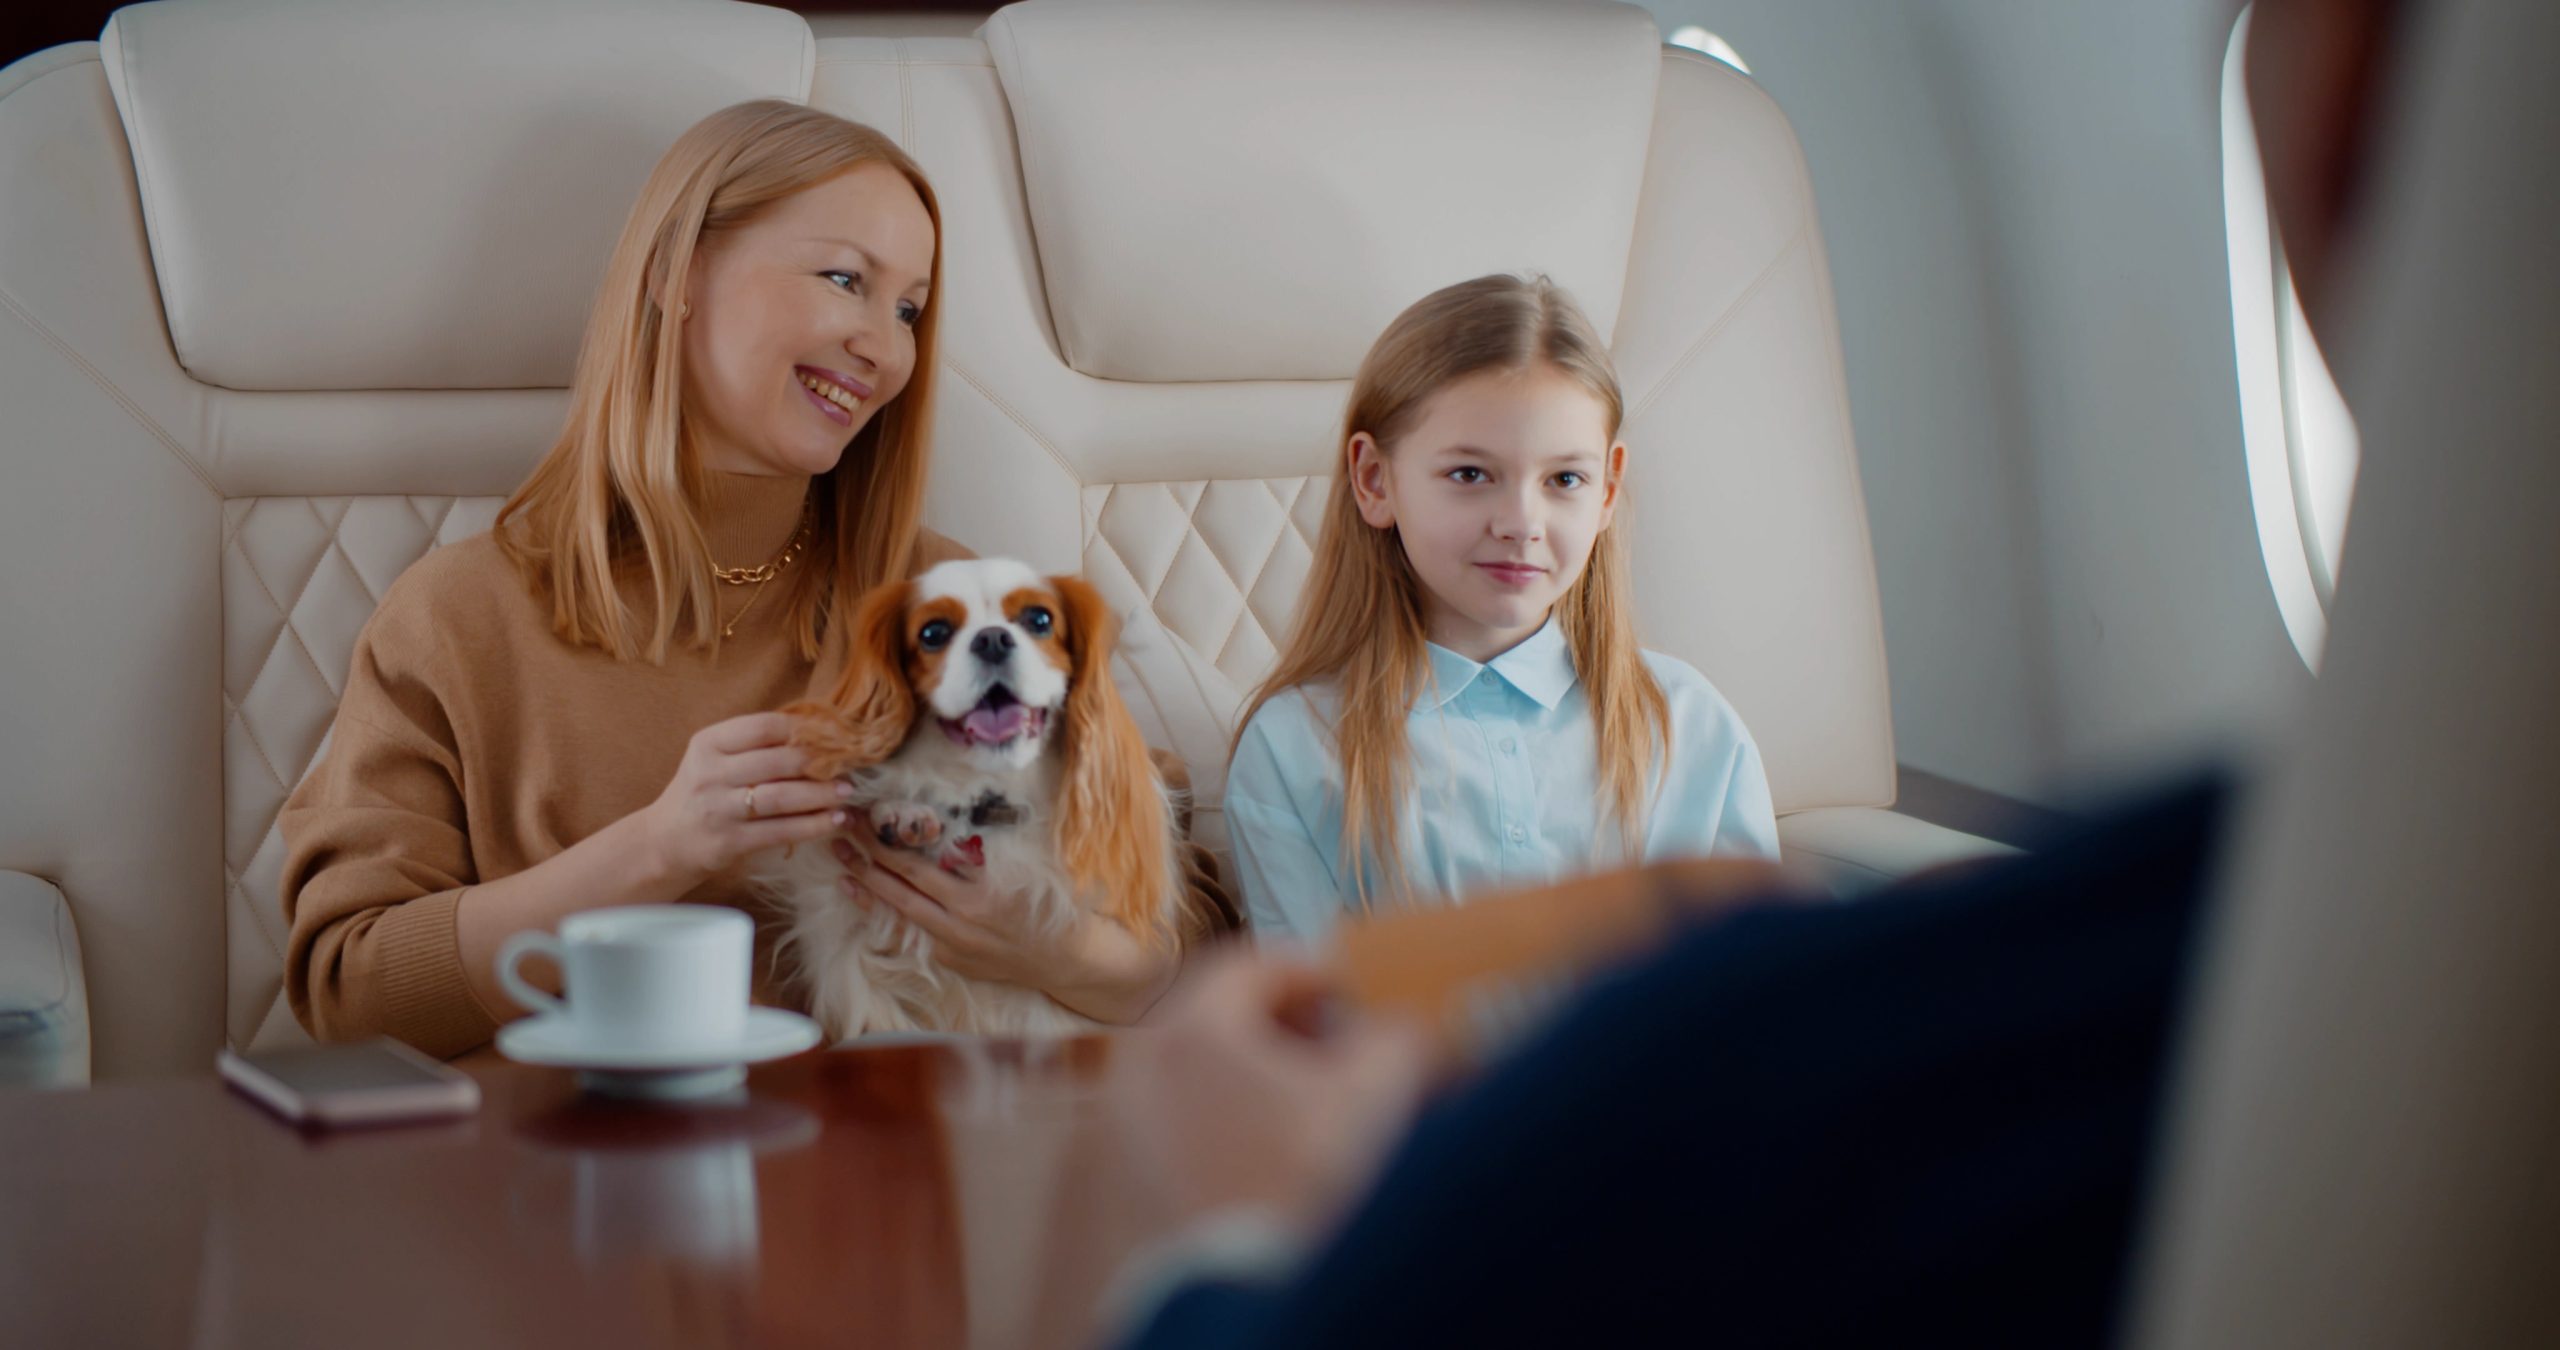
[756,558,1182,1039]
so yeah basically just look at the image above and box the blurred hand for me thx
[1109,948,1434,1235]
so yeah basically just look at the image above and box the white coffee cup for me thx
[497,905,751,1054]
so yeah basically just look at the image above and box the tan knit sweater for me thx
[280,472,1230,1058]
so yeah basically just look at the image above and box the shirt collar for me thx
[1418,616,1578,712]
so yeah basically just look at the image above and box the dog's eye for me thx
[1020,606,1054,638]
[918,619,954,651]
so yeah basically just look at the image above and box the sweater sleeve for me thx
[278,586,502,1059]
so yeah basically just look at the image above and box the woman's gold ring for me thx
[742,784,759,819]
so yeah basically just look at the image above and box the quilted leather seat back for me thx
[0,0,1891,1078]
[0,0,813,1076]
[809,1,1895,852]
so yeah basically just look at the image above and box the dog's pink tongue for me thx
[962,702,1030,743]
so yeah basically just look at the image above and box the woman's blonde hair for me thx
[496,100,943,663]
[1236,273,1670,907]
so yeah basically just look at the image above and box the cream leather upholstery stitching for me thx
[0,283,221,498]
[1082,476,1328,692]
[314,498,385,606]
[226,871,285,966]
[895,38,914,145]
[223,695,292,796]
[231,517,345,709]
[1170,628,1234,737]
[1118,650,1182,729]
[1624,223,1810,422]
[222,494,504,1048]
[106,23,187,385]
[1775,842,1894,883]
[946,357,1082,480]
[1629,65,1897,774]
[813,59,995,70]
[1818,267,1902,795]
[1187,480,1304,670]
[789,20,815,102]
[0,39,94,100]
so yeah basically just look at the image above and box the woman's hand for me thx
[831,835,1184,1023]
[1109,949,1432,1234]
[637,712,853,890]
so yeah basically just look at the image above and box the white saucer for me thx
[498,1008,821,1099]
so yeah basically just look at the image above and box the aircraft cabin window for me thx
[1665,25,1750,74]
[2222,7,2361,670]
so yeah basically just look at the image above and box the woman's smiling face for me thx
[679,160,935,478]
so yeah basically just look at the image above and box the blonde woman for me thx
[1226,274,1779,944]
[282,102,1228,1059]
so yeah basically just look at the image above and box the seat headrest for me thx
[99,0,815,392]
[982,0,1662,383]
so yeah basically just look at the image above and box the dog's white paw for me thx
[869,800,945,851]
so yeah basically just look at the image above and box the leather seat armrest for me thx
[1778,807,2018,895]
[0,873,90,1088]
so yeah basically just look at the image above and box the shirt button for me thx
[1508,823,1527,843]
[1499,737,1519,755]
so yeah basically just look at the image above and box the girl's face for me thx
[1350,363,1625,662]
[679,161,935,479]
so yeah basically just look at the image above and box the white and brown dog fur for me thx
[755,558,1182,1039]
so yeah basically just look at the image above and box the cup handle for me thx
[496,930,569,1018]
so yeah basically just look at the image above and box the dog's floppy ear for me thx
[785,578,916,779]
[1050,575,1177,946]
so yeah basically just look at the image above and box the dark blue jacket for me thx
[1126,776,2229,1349]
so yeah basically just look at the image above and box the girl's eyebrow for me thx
[1432,444,1604,465]
[1434,445,1605,470]
[800,237,932,294]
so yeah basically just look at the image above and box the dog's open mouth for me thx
[938,684,1049,748]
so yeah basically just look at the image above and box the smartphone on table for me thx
[217,1037,480,1127]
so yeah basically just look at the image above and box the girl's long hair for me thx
[496,100,942,663]
[1236,274,1669,908]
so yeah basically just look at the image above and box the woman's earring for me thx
[678,302,691,320]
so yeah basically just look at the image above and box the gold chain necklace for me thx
[716,508,813,638]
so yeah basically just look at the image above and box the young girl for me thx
[1225,274,1780,944]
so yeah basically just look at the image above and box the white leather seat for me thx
[0,875,88,1087]
[0,0,1996,1081]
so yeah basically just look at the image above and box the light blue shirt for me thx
[1225,617,1781,945]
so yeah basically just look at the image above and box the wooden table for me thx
[0,1041,1189,1350]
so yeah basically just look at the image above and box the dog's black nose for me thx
[969,627,1015,664]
